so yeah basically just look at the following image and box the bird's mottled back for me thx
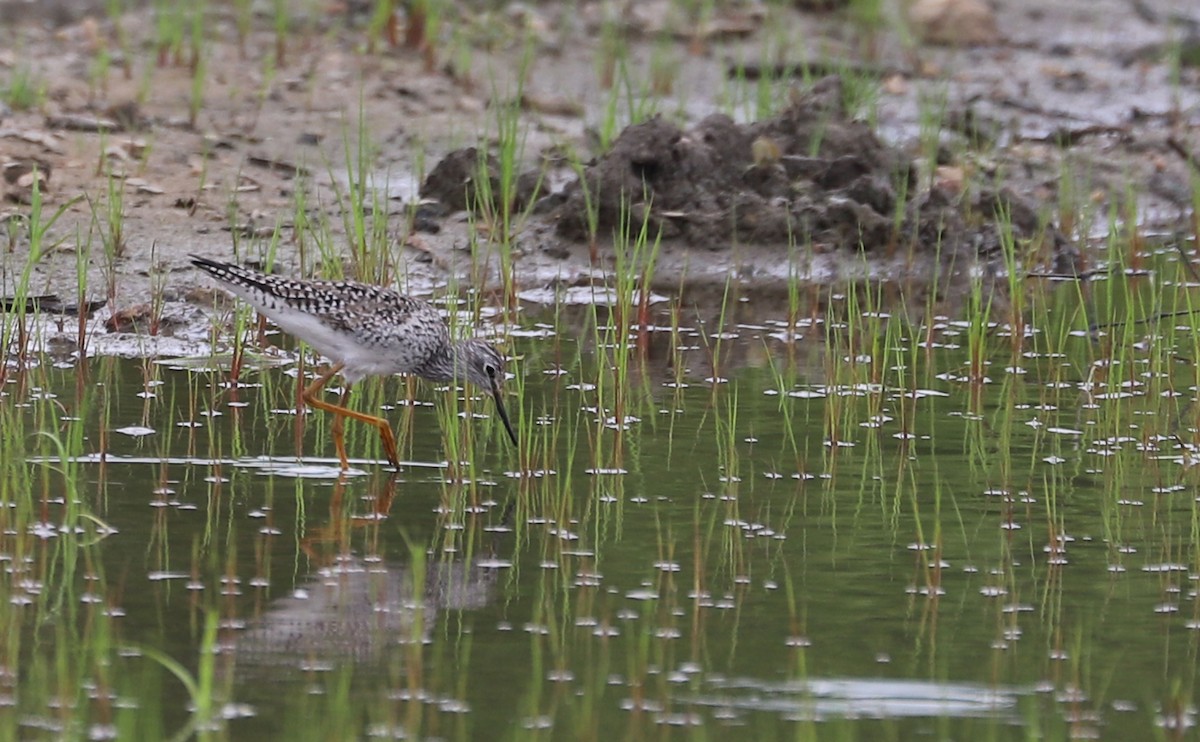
[191,255,449,381]
[191,256,430,320]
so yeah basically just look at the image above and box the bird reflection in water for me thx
[233,473,509,667]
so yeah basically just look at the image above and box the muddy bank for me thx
[0,0,1198,348]
[422,75,1075,282]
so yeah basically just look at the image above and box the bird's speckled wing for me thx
[320,286,450,368]
[192,256,449,379]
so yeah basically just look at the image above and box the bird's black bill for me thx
[491,387,519,446]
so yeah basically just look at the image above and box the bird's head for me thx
[455,340,518,446]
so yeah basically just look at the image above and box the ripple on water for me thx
[688,677,1024,723]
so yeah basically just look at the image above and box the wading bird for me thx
[191,256,517,469]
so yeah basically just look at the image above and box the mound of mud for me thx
[425,76,1076,275]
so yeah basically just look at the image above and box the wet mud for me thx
[424,75,1076,277]
[0,0,1198,342]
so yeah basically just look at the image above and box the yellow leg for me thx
[330,392,348,470]
[301,363,401,469]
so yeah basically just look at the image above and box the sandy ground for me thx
[1,0,1199,345]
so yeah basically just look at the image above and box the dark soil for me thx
[419,74,1077,285]
[546,76,1072,274]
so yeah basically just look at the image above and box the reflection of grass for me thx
[582,198,663,480]
[0,354,124,740]
[4,245,1200,737]
[134,611,223,741]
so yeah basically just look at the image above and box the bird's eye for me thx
[484,363,497,378]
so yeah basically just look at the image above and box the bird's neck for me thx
[416,341,462,382]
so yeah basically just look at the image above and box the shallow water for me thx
[5,284,1200,741]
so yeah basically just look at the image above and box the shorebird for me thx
[191,255,518,469]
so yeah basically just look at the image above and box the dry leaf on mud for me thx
[623,0,764,40]
[4,128,65,153]
[907,0,999,46]
[934,165,966,194]
[104,138,148,161]
[105,303,153,333]
[883,73,910,95]
[2,158,51,203]
[46,113,121,132]
[126,178,164,194]
[519,93,584,118]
